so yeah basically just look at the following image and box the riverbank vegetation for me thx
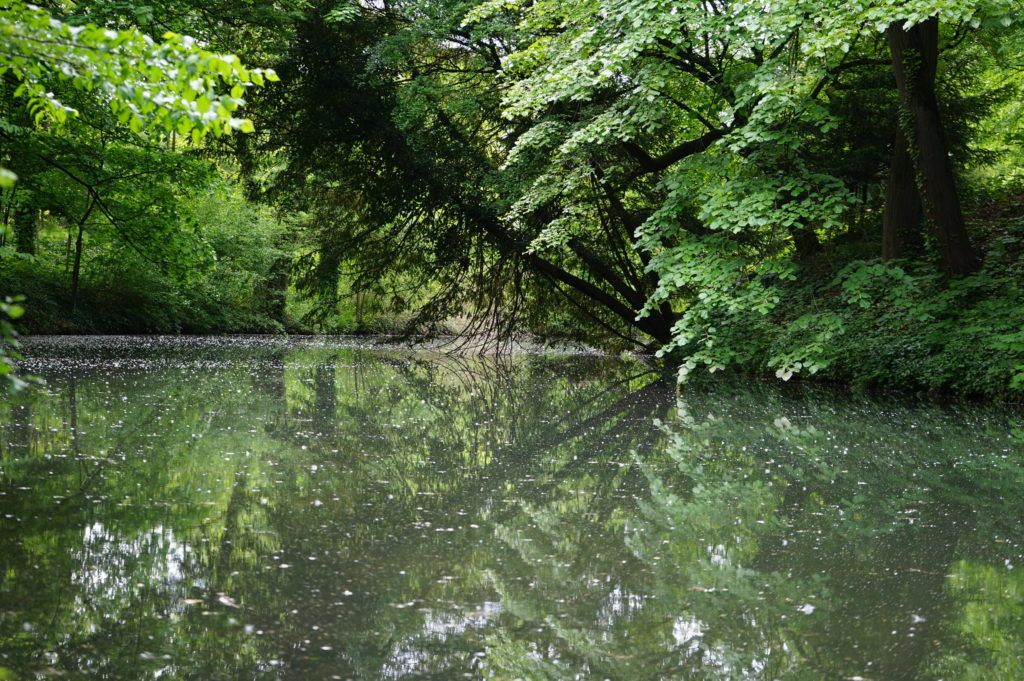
[2,0,1024,397]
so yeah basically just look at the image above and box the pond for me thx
[1,336,1022,681]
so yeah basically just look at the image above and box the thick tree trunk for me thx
[888,17,979,275]
[882,130,922,260]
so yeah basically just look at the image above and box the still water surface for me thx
[1,336,1022,680]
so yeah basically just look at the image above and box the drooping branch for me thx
[459,202,673,344]
[621,127,726,177]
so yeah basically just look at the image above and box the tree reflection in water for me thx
[0,337,1020,681]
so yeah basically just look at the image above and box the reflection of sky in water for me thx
[672,615,704,654]
[422,601,504,637]
[382,602,503,679]
[597,583,645,626]
[75,523,190,604]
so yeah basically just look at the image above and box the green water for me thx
[0,336,1022,681]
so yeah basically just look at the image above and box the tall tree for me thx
[884,16,978,270]
[887,17,979,275]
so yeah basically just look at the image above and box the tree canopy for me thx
[4,0,1024,396]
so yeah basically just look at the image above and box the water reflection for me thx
[0,336,1020,681]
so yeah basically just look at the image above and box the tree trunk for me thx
[888,17,978,275]
[882,130,922,260]
[12,207,36,255]
[70,198,95,312]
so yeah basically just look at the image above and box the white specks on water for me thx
[5,334,1023,679]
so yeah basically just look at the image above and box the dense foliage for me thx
[3,0,1024,397]
[0,0,280,383]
